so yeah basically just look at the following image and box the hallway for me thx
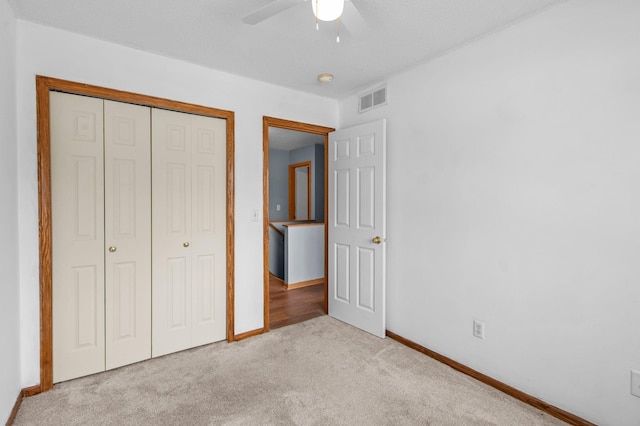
[268,274,325,329]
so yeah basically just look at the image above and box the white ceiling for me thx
[8,0,566,99]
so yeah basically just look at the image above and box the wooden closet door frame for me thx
[36,75,236,392]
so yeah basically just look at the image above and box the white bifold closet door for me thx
[151,108,227,357]
[51,92,152,383]
[103,100,152,370]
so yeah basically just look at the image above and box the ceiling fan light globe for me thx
[312,0,344,22]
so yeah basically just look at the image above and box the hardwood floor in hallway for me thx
[269,274,325,330]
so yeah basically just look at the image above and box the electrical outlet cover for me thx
[473,319,485,339]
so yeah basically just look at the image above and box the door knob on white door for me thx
[372,236,382,244]
[108,246,117,253]
[183,242,190,248]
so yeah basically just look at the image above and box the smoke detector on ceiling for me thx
[318,73,334,84]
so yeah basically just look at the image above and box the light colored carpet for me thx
[15,316,565,425]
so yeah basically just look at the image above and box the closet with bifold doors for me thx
[51,91,227,383]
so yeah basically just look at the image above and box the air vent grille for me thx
[360,93,373,111]
[359,85,387,113]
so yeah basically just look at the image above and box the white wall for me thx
[16,20,337,388]
[339,0,640,424]
[268,149,290,220]
[0,0,21,422]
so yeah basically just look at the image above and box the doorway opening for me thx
[262,117,335,331]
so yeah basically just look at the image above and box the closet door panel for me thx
[191,115,227,345]
[51,92,106,383]
[104,100,152,370]
[152,108,193,357]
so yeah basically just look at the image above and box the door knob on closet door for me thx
[108,246,117,253]
[183,242,190,248]
[372,236,382,244]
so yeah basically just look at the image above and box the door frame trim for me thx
[36,75,236,392]
[262,116,335,332]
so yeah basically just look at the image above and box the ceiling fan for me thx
[242,0,366,40]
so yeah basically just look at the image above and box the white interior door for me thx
[152,109,227,357]
[51,92,106,382]
[104,100,152,370]
[328,119,386,338]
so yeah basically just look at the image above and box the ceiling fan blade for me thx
[340,1,366,37]
[242,0,302,25]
